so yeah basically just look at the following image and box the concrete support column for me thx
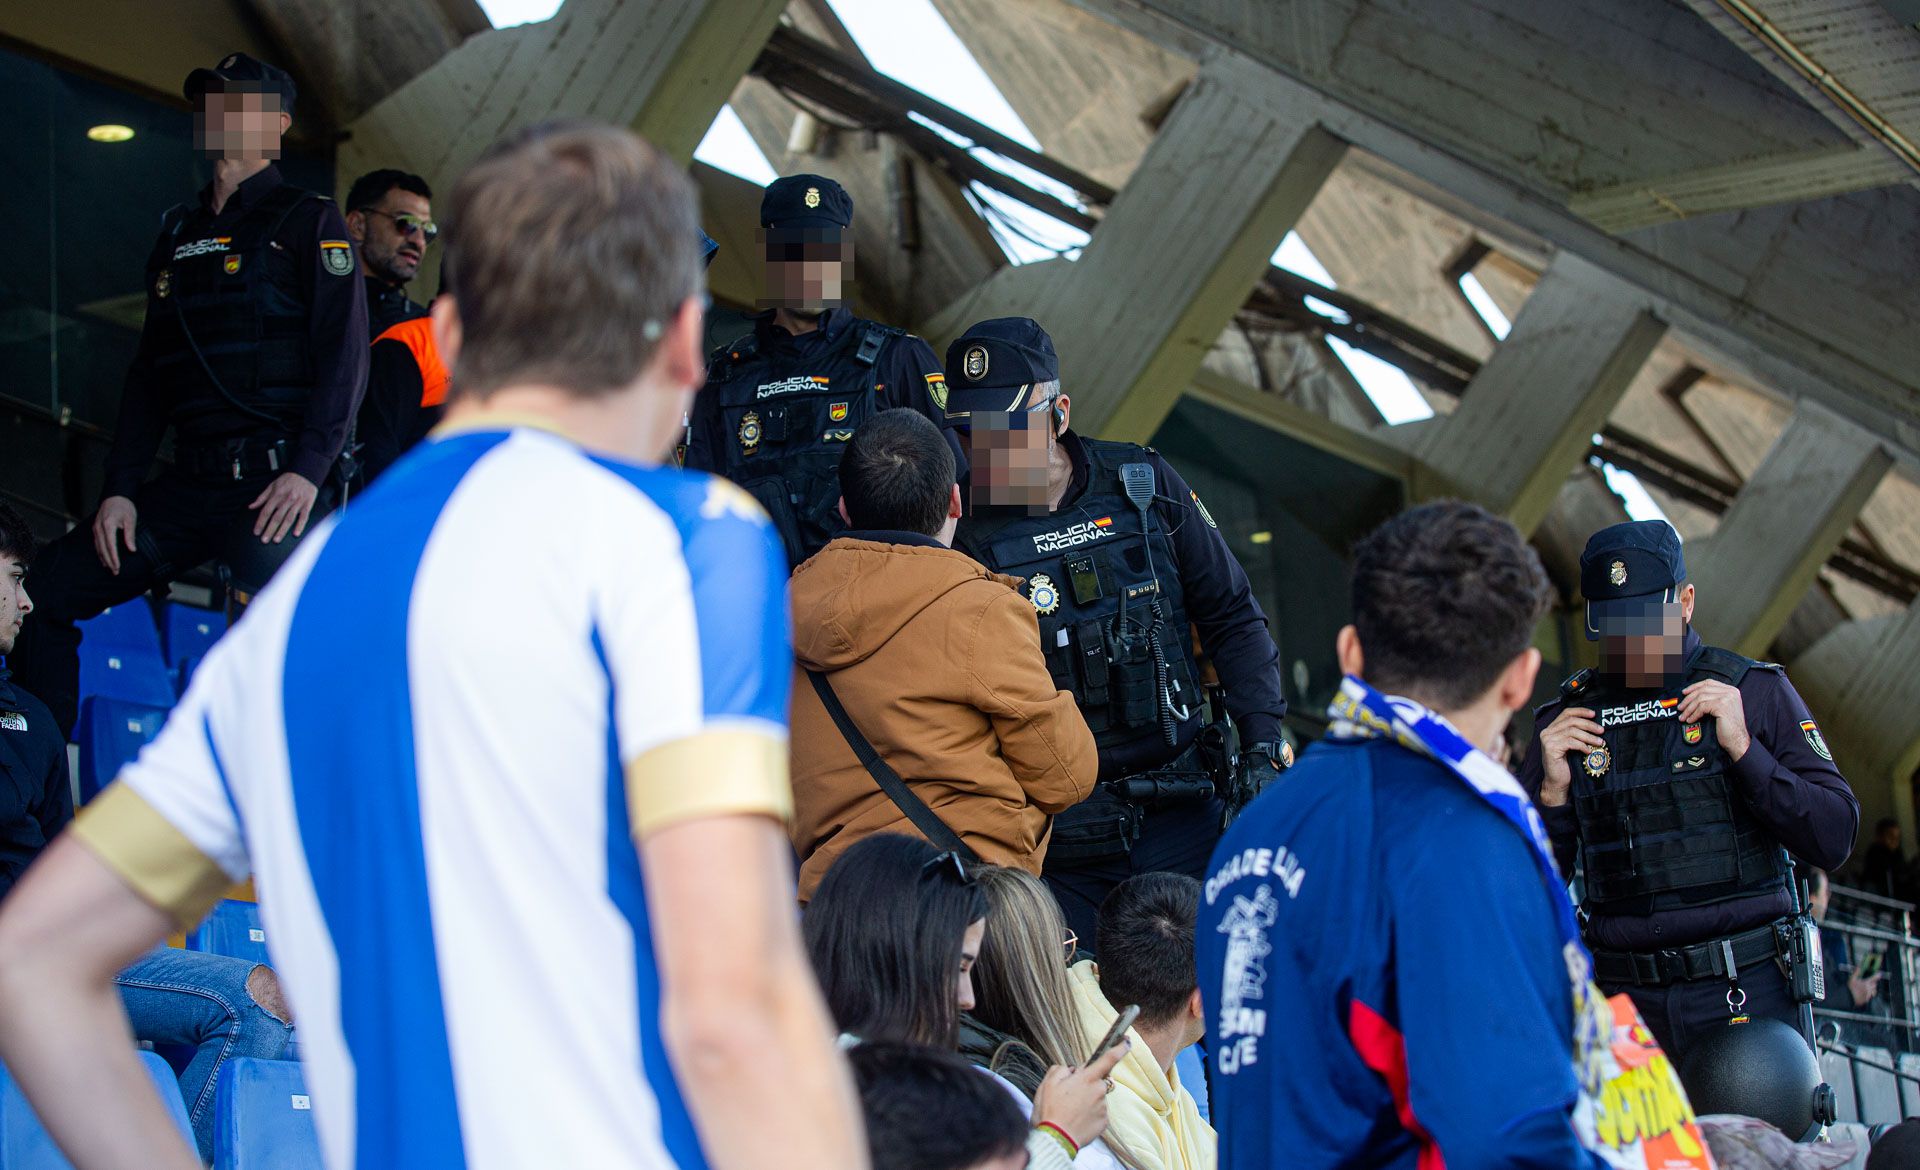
[926,56,1347,444]
[339,0,786,201]
[1415,253,1667,535]
[1793,608,1920,850]
[1688,403,1893,657]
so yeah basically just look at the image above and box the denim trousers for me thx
[118,947,295,1163]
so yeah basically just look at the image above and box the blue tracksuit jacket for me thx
[1199,737,1608,1170]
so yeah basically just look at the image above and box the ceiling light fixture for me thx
[87,124,135,143]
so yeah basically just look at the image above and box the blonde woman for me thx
[967,865,1140,1170]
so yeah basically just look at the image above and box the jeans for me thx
[118,948,295,1164]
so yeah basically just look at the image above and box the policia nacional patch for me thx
[1190,490,1217,528]
[1801,720,1833,762]
[320,240,355,276]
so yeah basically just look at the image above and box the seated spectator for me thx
[0,501,293,1163]
[1068,874,1214,1170]
[850,1040,1031,1170]
[1198,500,1602,1168]
[967,865,1130,1170]
[806,833,1127,1168]
[0,503,70,900]
[1810,867,1895,1049]
[789,409,1095,901]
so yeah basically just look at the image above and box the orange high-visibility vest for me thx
[373,316,450,408]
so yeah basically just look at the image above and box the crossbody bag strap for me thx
[805,670,978,862]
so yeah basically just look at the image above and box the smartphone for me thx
[1860,951,1883,979]
[1087,1005,1141,1066]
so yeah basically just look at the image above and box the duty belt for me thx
[1591,920,1787,988]
[177,438,292,482]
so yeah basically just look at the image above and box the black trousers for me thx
[11,467,331,737]
[1610,960,1804,1063]
[1044,796,1224,949]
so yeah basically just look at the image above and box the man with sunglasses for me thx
[683,174,952,568]
[1520,519,1857,1060]
[945,317,1289,947]
[344,169,435,338]
[346,171,439,490]
[9,52,367,737]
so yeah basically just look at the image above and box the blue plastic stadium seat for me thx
[187,901,271,968]
[0,1051,191,1167]
[73,696,170,805]
[163,604,227,678]
[76,603,174,711]
[214,1058,322,1170]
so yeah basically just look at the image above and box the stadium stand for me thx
[162,603,226,693]
[0,1051,192,1167]
[74,603,174,711]
[187,901,272,968]
[213,1058,322,1170]
[73,696,169,805]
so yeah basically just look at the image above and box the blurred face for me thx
[1810,879,1830,922]
[194,87,286,160]
[0,553,30,656]
[1599,585,1695,688]
[1883,825,1903,851]
[761,234,849,314]
[964,394,1062,514]
[350,190,434,286]
[956,918,985,1015]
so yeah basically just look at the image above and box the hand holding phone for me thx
[1087,1005,1141,1067]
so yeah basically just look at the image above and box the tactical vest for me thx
[142,184,323,438]
[1565,646,1791,918]
[957,440,1201,778]
[696,321,904,567]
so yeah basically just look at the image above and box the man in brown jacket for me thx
[790,409,1097,900]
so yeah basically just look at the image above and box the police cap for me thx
[760,174,852,235]
[942,317,1060,420]
[1579,518,1686,642]
[185,53,298,114]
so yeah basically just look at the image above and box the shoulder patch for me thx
[320,240,355,276]
[1189,489,1217,528]
[1800,720,1833,762]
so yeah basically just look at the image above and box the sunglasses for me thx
[920,850,975,886]
[368,208,439,244]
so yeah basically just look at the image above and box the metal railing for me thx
[1814,884,1920,1124]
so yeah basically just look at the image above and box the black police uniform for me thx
[0,667,72,902]
[1518,522,1858,1060]
[945,319,1287,944]
[683,176,950,568]
[10,57,369,738]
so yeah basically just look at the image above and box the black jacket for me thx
[0,668,72,901]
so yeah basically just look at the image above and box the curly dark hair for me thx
[0,502,34,567]
[1350,500,1552,710]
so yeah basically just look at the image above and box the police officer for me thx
[10,53,368,737]
[945,317,1289,944]
[1521,520,1858,1060]
[683,175,949,568]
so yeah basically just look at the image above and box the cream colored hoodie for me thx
[1067,960,1216,1170]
